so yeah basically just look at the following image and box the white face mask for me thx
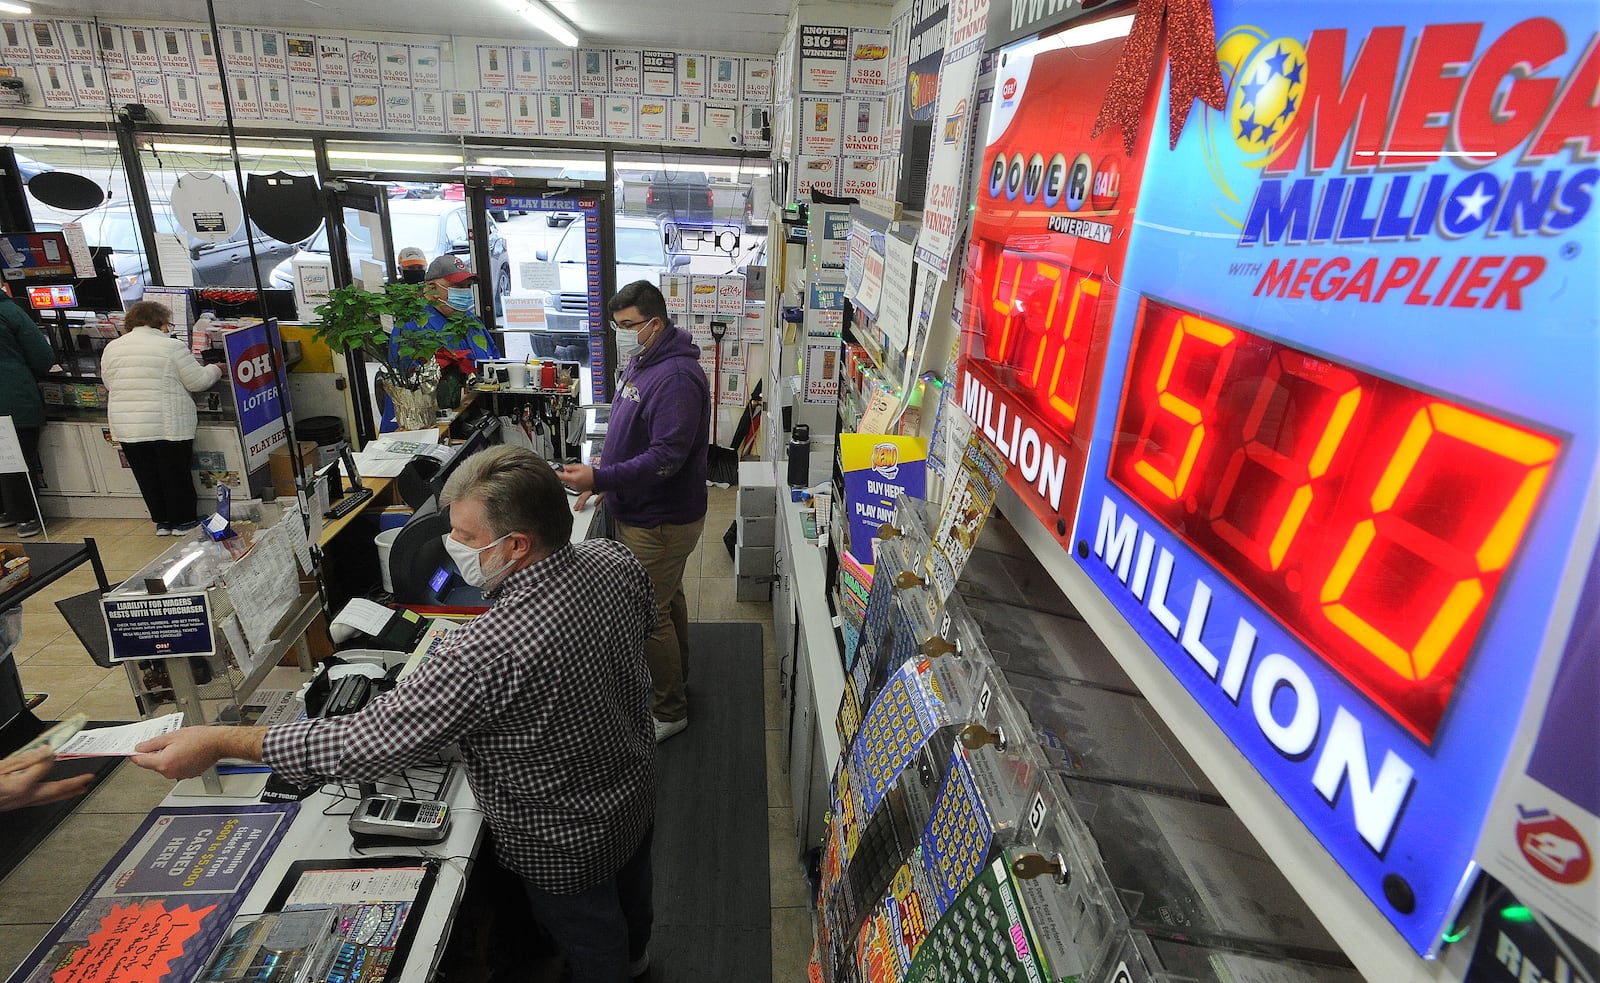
[442,532,511,588]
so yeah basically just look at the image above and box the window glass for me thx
[138,135,317,292]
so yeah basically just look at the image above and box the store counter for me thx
[163,753,485,983]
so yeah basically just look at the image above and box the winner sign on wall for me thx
[1066,1,1599,955]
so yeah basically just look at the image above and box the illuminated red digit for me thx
[1210,352,1363,570]
[1320,403,1558,681]
[1033,272,1100,425]
[1023,261,1063,387]
[988,250,1024,362]
[1132,314,1237,500]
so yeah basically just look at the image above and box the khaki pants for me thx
[617,517,704,722]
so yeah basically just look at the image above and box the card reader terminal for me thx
[349,794,450,842]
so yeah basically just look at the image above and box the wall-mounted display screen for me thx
[1108,297,1561,742]
[1059,2,1598,956]
[28,284,78,309]
[955,15,1152,540]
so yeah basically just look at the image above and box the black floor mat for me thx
[651,621,771,981]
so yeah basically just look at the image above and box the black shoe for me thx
[0,513,19,528]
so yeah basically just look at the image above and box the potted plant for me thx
[312,282,478,431]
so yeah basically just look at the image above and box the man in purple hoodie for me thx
[561,280,710,743]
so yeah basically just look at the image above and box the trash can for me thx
[375,526,402,593]
[295,415,346,467]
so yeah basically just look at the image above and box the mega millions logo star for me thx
[1199,28,1309,227]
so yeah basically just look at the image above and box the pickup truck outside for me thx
[644,170,716,223]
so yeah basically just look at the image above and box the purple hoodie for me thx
[593,325,710,527]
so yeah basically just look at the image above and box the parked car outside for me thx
[443,166,528,222]
[532,215,686,358]
[643,170,715,223]
[268,198,512,315]
[386,181,441,199]
[76,199,302,304]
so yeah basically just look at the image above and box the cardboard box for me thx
[737,514,775,547]
[734,575,770,602]
[735,545,774,578]
[269,440,320,499]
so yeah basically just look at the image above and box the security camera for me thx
[729,132,741,144]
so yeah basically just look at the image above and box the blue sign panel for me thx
[222,320,289,472]
[102,591,215,662]
[1068,1,1600,954]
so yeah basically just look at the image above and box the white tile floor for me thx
[0,486,814,980]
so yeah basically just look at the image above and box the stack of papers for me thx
[349,429,451,478]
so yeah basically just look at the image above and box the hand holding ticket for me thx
[52,713,187,759]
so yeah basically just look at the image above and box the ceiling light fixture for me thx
[519,0,579,49]
[0,1,32,14]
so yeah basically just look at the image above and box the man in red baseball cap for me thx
[379,253,501,430]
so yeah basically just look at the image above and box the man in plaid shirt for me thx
[133,445,659,982]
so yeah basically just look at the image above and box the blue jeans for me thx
[521,826,653,983]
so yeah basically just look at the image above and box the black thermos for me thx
[787,424,811,487]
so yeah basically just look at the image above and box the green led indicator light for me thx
[1500,905,1534,923]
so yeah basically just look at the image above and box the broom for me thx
[706,320,739,485]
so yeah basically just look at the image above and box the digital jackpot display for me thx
[955,19,1158,535]
[1061,2,1599,955]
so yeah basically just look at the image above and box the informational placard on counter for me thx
[101,590,215,661]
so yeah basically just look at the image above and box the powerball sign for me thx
[1067,0,1600,955]
[223,320,290,472]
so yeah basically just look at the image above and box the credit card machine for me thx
[348,794,450,842]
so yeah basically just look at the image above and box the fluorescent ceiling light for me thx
[0,2,32,14]
[520,1,579,48]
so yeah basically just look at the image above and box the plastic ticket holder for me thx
[959,592,1140,695]
[888,491,937,548]
[1102,928,1366,983]
[1057,775,1351,964]
[1003,671,1223,801]
[956,543,1085,620]
[957,665,1049,845]
[964,772,1126,983]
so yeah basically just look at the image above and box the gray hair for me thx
[440,444,572,551]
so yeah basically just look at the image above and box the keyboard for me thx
[324,486,374,520]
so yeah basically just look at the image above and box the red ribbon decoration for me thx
[1089,0,1229,155]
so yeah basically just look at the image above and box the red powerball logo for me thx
[1516,806,1592,885]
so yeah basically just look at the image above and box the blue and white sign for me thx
[102,591,215,661]
[223,320,290,472]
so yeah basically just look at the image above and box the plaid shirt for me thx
[263,539,657,894]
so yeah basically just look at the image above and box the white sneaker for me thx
[653,717,687,744]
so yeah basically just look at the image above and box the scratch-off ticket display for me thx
[848,659,943,820]
[902,855,1053,983]
[920,747,995,918]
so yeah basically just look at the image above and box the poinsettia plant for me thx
[312,282,479,392]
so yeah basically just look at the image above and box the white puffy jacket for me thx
[102,326,223,442]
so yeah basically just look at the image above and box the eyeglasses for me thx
[611,318,652,331]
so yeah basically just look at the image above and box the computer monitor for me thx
[0,231,74,281]
[427,414,501,501]
[389,415,503,606]
[26,284,77,309]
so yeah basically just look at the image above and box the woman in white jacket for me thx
[102,300,223,535]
